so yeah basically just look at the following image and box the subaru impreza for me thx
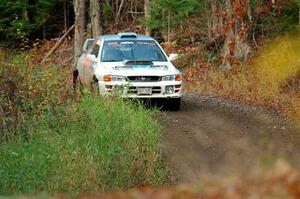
[76,32,182,110]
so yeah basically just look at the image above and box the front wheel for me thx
[89,76,100,93]
[167,98,181,111]
[73,70,84,93]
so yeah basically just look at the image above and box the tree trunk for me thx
[221,0,234,68]
[167,9,171,42]
[64,0,67,32]
[43,24,46,39]
[144,0,151,35]
[90,0,103,39]
[73,0,86,72]
[23,0,29,21]
[206,2,212,41]
[116,0,125,23]
[221,0,251,68]
[42,25,75,65]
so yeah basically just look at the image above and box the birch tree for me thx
[73,0,86,81]
[144,0,151,35]
[90,0,103,38]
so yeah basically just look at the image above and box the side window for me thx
[91,44,100,57]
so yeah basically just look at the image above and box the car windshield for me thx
[101,40,167,62]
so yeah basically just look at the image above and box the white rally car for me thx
[76,32,183,110]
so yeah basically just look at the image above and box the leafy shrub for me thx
[0,50,68,141]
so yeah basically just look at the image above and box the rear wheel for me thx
[168,98,181,111]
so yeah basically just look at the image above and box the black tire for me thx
[73,70,79,91]
[90,77,99,93]
[73,70,84,93]
[168,98,181,111]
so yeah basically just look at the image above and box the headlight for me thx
[103,75,126,82]
[112,75,126,82]
[162,74,181,81]
[162,75,175,81]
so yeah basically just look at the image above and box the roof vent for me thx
[118,32,137,39]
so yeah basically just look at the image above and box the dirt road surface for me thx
[161,93,300,183]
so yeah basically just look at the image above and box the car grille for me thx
[128,86,161,95]
[127,76,161,82]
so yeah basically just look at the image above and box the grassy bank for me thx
[0,94,166,195]
[0,51,167,195]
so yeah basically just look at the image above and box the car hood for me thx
[102,61,177,76]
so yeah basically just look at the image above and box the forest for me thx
[0,0,300,198]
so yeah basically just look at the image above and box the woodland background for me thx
[0,0,299,64]
[0,0,300,196]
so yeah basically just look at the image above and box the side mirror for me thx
[82,38,94,52]
[86,54,97,62]
[169,54,178,61]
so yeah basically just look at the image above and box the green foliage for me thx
[0,51,166,195]
[0,51,167,195]
[279,1,299,30]
[0,0,62,41]
[294,0,300,5]
[262,1,300,35]
[0,94,166,195]
[0,51,67,141]
[141,0,200,33]
[102,1,113,26]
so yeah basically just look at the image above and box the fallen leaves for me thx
[47,160,300,199]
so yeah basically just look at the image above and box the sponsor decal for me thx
[83,58,90,67]
[136,41,156,46]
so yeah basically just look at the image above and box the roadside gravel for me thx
[161,92,300,182]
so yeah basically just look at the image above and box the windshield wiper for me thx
[102,60,122,62]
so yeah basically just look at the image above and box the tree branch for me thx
[41,24,75,65]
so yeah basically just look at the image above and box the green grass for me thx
[0,94,167,196]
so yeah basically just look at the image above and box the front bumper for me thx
[98,81,183,98]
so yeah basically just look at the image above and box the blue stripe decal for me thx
[131,65,151,69]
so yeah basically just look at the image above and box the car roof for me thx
[98,32,155,41]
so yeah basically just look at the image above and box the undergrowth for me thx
[0,94,166,195]
[0,51,167,195]
[184,31,300,128]
[0,50,69,141]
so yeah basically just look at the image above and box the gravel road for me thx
[160,93,300,183]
